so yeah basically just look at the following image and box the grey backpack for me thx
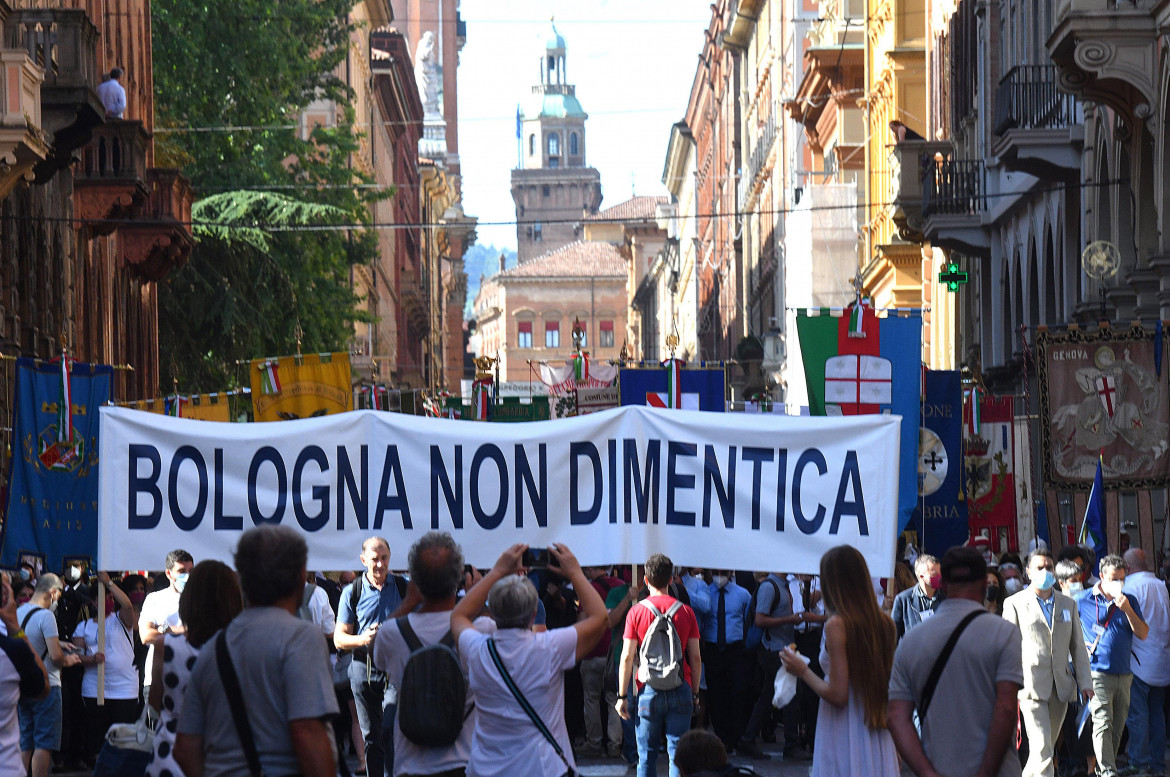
[636,600,685,690]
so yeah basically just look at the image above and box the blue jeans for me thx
[1126,675,1167,772]
[635,684,693,777]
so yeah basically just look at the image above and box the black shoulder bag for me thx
[216,631,350,777]
[486,637,575,777]
[918,609,986,719]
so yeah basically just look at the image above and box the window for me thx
[570,132,579,155]
[545,322,560,348]
[528,134,535,155]
[533,222,542,241]
[548,133,560,156]
[542,185,550,198]
[517,321,533,348]
[600,320,614,348]
[549,157,560,169]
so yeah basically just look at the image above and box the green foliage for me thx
[153,0,384,391]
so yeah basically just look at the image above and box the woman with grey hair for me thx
[451,543,607,777]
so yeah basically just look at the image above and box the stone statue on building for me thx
[414,31,441,118]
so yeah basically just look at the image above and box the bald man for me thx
[1122,549,1170,776]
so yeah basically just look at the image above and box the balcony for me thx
[0,45,48,199]
[921,155,991,256]
[120,168,193,281]
[73,119,149,235]
[738,112,778,208]
[4,7,104,182]
[1047,0,1158,129]
[888,139,952,243]
[993,65,1083,178]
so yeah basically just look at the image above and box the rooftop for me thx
[585,195,669,222]
[497,240,626,279]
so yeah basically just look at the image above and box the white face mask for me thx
[1103,579,1125,599]
[713,575,729,588]
[1066,581,1084,595]
[1005,578,1025,595]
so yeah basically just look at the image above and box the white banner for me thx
[98,406,900,575]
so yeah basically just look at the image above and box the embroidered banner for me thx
[1,359,112,570]
[1038,326,1170,488]
[98,405,900,575]
[910,370,969,556]
[964,392,1016,551]
[249,352,353,422]
[617,367,726,412]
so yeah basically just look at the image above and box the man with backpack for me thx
[739,571,805,760]
[335,537,420,777]
[616,553,702,777]
[373,531,476,777]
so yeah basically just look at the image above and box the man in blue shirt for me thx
[891,554,942,639]
[335,537,418,777]
[1076,553,1148,777]
[700,571,753,754]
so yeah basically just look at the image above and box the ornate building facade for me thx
[0,0,192,410]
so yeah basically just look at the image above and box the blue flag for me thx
[1079,456,1107,571]
[911,370,968,556]
[1036,500,1050,546]
[516,105,522,139]
[618,367,725,412]
[0,358,112,571]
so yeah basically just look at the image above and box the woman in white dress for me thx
[780,544,899,777]
[147,560,242,777]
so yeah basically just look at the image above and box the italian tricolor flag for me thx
[795,305,923,533]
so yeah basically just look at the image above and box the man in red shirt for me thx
[615,554,702,777]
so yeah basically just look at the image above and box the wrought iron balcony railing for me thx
[922,158,985,218]
[994,65,1079,135]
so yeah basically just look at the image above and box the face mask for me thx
[1066,581,1084,595]
[105,596,117,617]
[19,568,31,581]
[927,573,941,590]
[1033,570,1056,591]
[174,572,189,593]
[64,567,81,584]
[1103,580,1125,599]
[986,584,1001,602]
[713,575,729,588]
[1005,578,1025,595]
[128,591,146,607]
[49,596,59,614]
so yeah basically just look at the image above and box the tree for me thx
[152,0,382,391]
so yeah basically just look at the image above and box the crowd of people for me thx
[0,532,1167,777]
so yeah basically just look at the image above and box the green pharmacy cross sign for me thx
[939,262,969,292]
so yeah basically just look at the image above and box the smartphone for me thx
[522,547,550,569]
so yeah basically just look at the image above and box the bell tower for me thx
[511,21,602,263]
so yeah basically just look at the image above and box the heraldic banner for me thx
[250,352,353,422]
[0,358,112,570]
[1037,326,1170,488]
[795,306,922,534]
[964,390,1016,550]
[618,366,726,412]
[134,394,232,422]
[911,370,968,556]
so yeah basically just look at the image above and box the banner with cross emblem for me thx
[909,370,969,556]
[1037,325,1170,488]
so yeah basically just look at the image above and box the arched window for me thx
[570,132,579,155]
[548,133,560,156]
[529,134,535,155]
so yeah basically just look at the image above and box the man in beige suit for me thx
[1003,548,1093,777]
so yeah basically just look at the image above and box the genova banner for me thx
[98,405,900,575]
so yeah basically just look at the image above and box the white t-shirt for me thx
[139,587,180,686]
[459,626,578,777]
[2,633,44,777]
[305,584,335,637]
[77,615,139,700]
[373,612,490,776]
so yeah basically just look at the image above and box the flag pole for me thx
[96,578,105,706]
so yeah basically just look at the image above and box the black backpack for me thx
[394,616,470,747]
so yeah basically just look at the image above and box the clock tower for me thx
[511,22,603,263]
